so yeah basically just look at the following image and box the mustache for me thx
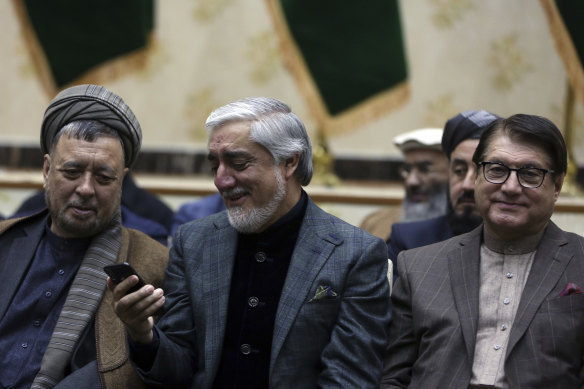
[67,200,97,211]
[456,191,475,204]
[222,187,248,198]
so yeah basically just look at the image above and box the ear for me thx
[42,154,51,189]
[553,173,565,201]
[282,153,300,180]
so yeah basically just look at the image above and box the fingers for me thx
[122,286,165,319]
[109,275,142,300]
[111,277,165,318]
[107,275,165,344]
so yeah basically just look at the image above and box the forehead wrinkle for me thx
[224,150,253,159]
[209,149,254,161]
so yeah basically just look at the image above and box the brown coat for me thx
[0,213,169,389]
[359,206,401,241]
[96,226,168,388]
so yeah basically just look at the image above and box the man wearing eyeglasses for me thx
[381,114,584,388]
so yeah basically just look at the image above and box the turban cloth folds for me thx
[40,84,142,167]
[441,110,499,159]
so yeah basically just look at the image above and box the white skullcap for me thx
[393,128,443,153]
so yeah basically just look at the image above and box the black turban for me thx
[441,110,499,159]
[40,84,142,167]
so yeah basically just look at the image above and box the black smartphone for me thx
[104,262,146,294]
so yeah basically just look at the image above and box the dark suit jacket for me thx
[386,214,454,280]
[381,222,584,389]
[136,198,391,388]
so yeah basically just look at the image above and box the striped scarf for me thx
[31,217,122,389]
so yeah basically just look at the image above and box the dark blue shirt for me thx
[0,221,89,389]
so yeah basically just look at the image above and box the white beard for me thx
[226,170,286,233]
[401,184,448,222]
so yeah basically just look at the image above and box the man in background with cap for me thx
[0,84,168,388]
[386,110,499,280]
[360,128,449,240]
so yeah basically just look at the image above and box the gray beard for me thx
[226,171,286,234]
[401,184,449,222]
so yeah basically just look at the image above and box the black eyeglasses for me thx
[478,161,554,189]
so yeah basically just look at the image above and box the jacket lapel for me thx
[0,214,47,320]
[203,215,238,381]
[270,200,342,372]
[506,222,571,356]
[448,226,482,364]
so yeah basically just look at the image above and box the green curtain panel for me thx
[279,0,407,115]
[555,0,584,67]
[22,0,154,87]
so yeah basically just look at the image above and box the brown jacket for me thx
[359,206,401,241]
[0,213,169,388]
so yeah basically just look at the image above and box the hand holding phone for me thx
[104,262,146,294]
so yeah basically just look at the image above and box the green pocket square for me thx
[309,285,338,302]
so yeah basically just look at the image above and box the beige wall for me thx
[0,0,583,162]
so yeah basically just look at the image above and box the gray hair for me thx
[50,120,125,166]
[205,97,313,186]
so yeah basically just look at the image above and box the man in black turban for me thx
[41,84,142,168]
[12,84,174,244]
[0,84,168,388]
[386,110,499,281]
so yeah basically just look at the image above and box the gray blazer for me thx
[381,222,584,389]
[138,198,391,388]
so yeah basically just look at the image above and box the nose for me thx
[75,172,95,197]
[500,170,523,193]
[462,167,476,191]
[214,164,236,192]
[405,170,421,190]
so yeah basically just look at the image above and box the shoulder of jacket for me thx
[124,227,168,253]
[0,211,47,235]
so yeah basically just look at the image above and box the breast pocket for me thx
[530,294,584,358]
[295,298,341,338]
[538,293,584,314]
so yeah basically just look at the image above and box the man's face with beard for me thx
[208,121,298,234]
[400,148,449,222]
[448,139,480,217]
[43,134,127,238]
[401,182,449,222]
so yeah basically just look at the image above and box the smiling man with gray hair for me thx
[110,96,391,388]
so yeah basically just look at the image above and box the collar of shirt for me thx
[482,226,544,255]
[45,218,92,260]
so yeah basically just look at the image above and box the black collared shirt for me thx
[213,191,308,389]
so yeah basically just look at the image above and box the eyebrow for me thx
[487,157,545,169]
[207,150,254,161]
[451,158,469,165]
[60,161,117,176]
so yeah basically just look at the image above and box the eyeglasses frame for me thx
[477,161,555,189]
